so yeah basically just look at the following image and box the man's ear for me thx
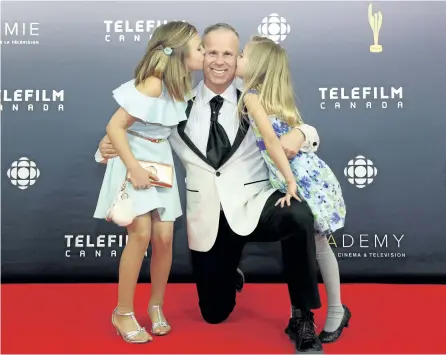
[200,42,206,55]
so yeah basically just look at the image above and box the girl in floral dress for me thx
[236,36,350,343]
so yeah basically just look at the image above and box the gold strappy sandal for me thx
[112,308,152,343]
[148,304,171,336]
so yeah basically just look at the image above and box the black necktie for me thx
[206,95,231,169]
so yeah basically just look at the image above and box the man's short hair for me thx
[203,23,240,39]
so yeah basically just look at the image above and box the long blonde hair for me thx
[134,21,197,101]
[239,36,304,126]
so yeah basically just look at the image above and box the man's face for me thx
[202,29,239,88]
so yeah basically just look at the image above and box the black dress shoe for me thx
[285,311,323,353]
[318,305,351,343]
[235,268,245,292]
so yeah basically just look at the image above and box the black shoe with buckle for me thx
[285,311,323,353]
[235,268,245,292]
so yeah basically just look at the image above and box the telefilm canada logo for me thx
[103,20,185,43]
[318,5,403,111]
[0,89,65,112]
[0,22,40,45]
[318,86,404,110]
[328,233,406,259]
[64,234,150,258]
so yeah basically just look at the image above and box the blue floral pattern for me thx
[250,115,346,236]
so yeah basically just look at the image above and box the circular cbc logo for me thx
[7,157,40,190]
[258,13,290,43]
[344,155,377,188]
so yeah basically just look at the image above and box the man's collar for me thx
[196,80,238,105]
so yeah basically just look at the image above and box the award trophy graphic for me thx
[368,4,383,53]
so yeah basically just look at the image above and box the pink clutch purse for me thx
[127,160,173,188]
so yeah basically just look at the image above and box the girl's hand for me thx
[275,180,302,208]
[127,165,156,190]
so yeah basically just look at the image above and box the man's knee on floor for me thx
[199,303,234,324]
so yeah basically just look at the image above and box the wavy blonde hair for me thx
[134,21,197,101]
[239,36,304,126]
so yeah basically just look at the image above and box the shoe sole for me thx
[288,333,324,354]
[296,350,324,354]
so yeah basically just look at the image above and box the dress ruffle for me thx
[112,79,187,126]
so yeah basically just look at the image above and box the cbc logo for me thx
[344,155,378,188]
[258,13,291,43]
[6,157,40,190]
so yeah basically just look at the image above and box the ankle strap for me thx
[114,307,135,317]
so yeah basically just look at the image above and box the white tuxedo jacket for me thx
[169,88,320,252]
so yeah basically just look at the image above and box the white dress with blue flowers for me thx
[249,114,346,236]
[94,79,187,222]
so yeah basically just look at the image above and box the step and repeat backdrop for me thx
[1,1,446,283]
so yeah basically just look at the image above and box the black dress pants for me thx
[190,191,321,324]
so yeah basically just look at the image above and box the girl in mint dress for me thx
[92,21,204,345]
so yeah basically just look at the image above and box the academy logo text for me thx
[327,233,406,259]
[0,22,40,45]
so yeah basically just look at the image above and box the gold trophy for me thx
[368,4,383,53]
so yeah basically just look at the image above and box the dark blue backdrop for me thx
[2,1,446,283]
